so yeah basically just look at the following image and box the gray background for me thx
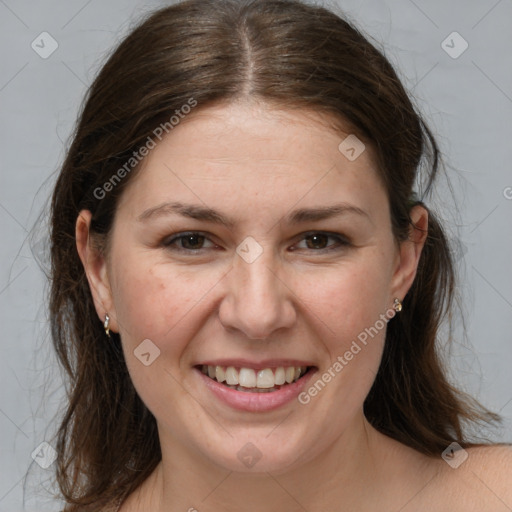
[0,0,511,510]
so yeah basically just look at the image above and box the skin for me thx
[76,101,512,511]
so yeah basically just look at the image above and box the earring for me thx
[393,298,402,313]
[103,314,111,338]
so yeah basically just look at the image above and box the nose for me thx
[218,249,296,340]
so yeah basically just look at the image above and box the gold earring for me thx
[104,314,111,338]
[393,298,402,313]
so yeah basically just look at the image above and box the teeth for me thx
[215,365,226,383]
[225,366,238,385]
[239,368,256,388]
[256,368,275,388]
[202,364,308,390]
[274,367,285,385]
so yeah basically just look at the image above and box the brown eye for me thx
[163,232,216,252]
[179,234,206,250]
[304,233,329,249]
[292,232,350,252]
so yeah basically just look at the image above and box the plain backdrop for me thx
[0,0,511,510]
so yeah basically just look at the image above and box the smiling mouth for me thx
[197,364,315,393]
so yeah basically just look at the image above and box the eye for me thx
[161,231,350,254]
[292,232,350,252]
[162,232,217,252]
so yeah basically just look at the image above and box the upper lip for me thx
[195,358,316,370]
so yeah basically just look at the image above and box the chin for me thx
[197,432,317,475]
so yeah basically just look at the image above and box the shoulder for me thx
[464,444,512,485]
[435,444,512,510]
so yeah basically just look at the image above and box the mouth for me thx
[195,364,316,393]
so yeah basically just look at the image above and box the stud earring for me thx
[104,314,111,338]
[393,298,402,313]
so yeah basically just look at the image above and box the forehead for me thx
[117,101,386,219]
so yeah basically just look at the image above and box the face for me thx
[79,101,424,473]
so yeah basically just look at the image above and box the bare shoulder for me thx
[464,444,512,484]
[466,443,512,462]
[433,444,512,511]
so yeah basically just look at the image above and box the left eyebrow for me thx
[285,204,370,224]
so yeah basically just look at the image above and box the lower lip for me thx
[195,367,317,412]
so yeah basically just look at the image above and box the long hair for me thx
[49,0,500,509]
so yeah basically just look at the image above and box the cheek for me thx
[296,258,392,346]
[110,255,224,352]
[294,262,392,413]
[108,258,223,415]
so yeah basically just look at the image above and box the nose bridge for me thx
[220,246,295,339]
[238,252,279,307]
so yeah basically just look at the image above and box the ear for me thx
[390,205,428,302]
[75,210,118,333]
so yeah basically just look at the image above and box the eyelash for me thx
[162,231,350,254]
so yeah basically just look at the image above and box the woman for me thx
[50,0,512,510]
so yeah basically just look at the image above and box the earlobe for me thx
[390,205,429,301]
[75,210,118,333]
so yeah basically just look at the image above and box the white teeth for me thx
[285,366,295,384]
[256,368,275,388]
[225,366,238,385]
[202,364,308,390]
[215,366,226,383]
[238,368,256,388]
[274,367,286,385]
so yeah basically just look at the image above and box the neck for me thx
[136,413,409,512]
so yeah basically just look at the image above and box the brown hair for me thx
[49,0,501,509]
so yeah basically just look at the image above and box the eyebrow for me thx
[137,201,370,227]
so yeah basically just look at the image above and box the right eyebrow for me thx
[137,201,236,229]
